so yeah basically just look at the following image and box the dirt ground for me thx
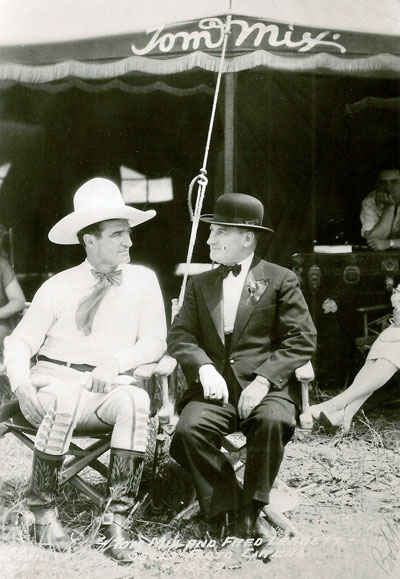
[0,391,399,579]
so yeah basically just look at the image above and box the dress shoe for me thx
[319,410,352,433]
[310,403,350,430]
[310,402,336,422]
[218,507,276,569]
[255,515,276,542]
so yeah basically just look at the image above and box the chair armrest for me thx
[154,355,177,377]
[132,356,177,425]
[133,363,158,380]
[134,356,177,381]
[295,361,315,383]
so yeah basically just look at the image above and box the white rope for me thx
[178,15,232,308]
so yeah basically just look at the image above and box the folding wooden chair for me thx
[0,355,177,512]
[0,354,312,531]
[0,399,112,507]
[153,359,315,537]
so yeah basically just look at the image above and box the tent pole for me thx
[224,72,236,194]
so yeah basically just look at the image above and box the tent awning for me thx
[1,14,399,83]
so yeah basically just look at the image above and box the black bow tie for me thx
[218,263,242,279]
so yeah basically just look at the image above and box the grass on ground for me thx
[0,379,399,579]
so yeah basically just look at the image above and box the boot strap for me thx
[99,512,130,531]
[99,512,114,526]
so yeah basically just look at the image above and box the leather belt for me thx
[36,354,95,373]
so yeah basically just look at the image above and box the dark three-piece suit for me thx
[167,255,317,521]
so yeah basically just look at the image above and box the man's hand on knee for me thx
[238,377,270,420]
[15,382,46,426]
[90,356,120,393]
[198,364,229,405]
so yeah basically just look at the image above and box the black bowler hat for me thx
[199,193,273,232]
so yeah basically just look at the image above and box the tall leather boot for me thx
[27,449,72,551]
[100,448,146,563]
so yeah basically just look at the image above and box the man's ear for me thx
[243,230,254,247]
[83,233,95,247]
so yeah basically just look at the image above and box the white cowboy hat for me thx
[48,178,156,245]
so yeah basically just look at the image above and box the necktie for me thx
[76,269,122,336]
[218,263,242,279]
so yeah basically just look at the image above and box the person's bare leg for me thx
[311,359,398,427]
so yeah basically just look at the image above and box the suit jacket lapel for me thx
[201,271,225,346]
[231,256,268,349]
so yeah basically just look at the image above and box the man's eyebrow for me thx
[111,227,131,235]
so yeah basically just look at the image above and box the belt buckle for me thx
[100,512,114,526]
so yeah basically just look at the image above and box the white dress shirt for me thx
[4,260,167,391]
[222,252,254,334]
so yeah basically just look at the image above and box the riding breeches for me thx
[26,361,150,456]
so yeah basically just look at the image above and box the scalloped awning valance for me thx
[0,14,399,83]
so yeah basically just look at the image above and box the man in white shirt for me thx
[4,178,167,561]
[167,193,316,560]
[360,169,400,251]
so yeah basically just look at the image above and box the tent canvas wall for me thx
[0,2,399,304]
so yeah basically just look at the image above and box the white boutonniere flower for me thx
[246,278,268,304]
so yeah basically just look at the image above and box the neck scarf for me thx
[76,269,122,336]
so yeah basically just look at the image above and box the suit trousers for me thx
[170,353,297,521]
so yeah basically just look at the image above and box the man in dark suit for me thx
[167,193,317,545]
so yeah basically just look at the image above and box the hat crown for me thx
[74,178,125,212]
[214,193,264,226]
[48,177,156,245]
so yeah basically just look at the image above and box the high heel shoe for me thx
[319,409,352,433]
[319,410,343,428]
[310,403,337,423]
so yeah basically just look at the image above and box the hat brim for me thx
[48,206,156,245]
[199,215,273,232]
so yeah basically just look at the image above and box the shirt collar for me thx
[81,259,124,280]
[222,252,254,281]
[239,252,254,270]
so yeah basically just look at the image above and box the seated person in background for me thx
[4,178,167,561]
[360,169,400,251]
[310,283,400,432]
[0,223,25,358]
